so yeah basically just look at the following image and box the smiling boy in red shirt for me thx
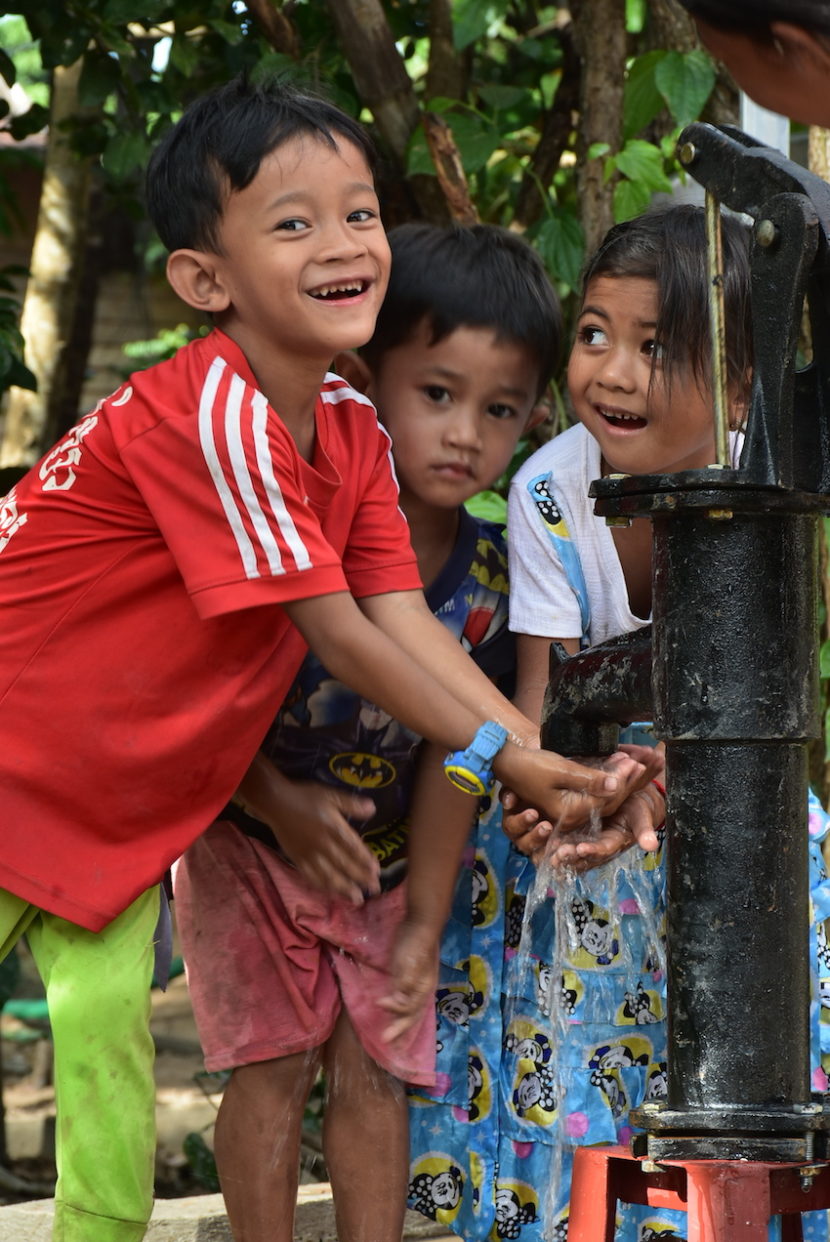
[0,76,643,1242]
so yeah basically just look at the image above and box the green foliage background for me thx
[0,1,720,404]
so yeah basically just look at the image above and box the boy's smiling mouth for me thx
[309,279,370,301]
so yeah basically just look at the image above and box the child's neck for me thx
[401,493,461,590]
[220,323,327,462]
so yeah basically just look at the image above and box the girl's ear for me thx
[166,250,231,314]
[332,349,373,396]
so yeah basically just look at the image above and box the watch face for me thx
[446,765,486,796]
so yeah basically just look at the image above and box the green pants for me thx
[0,887,159,1242]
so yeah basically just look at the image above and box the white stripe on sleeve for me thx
[198,357,260,579]
[250,390,312,571]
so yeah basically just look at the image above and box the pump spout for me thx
[540,625,653,757]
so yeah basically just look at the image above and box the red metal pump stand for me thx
[567,1146,830,1242]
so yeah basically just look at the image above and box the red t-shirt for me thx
[0,330,420,930]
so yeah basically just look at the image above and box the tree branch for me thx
[572,0,627,255]
[323,0,419,163]
[514,23,580,229]
[243,0,300,59]
[422,113,478,225]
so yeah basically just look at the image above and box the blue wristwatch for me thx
[444,721,509,796]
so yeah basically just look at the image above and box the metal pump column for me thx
[541,124,830,1161]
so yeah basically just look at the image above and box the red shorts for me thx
[172,821,437,1087]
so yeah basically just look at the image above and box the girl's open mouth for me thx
[599,407,648,430]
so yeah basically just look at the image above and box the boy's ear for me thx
[769,21,830,71]
[524,399,552,433]
[166,249,231,315]
[332,349,373,396]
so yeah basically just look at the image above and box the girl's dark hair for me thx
[678,0,830,38]
[362,222,563,400]
[581,204,752,397]
[145,74,377,254]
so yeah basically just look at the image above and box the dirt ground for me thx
[0,949,452,1241]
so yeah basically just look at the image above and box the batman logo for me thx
[329,751,396,789]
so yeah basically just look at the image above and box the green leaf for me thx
[515,38,547,63]
[406,129,435,178]
[623,50,667,141]
[101,0,158,24]
[207,18,246,46]
[626,0,647,33]
[102,130,150,180]
[614,139,673,193]
[587,141,610,160]
[476,83,526,112]
[613,176,653,222]
[820,638,830,680]
[655,48,716,129]
[535,210,585,293]
[78,51,122,108]
[169,33,199,76]
[465,489,507,524]
[38,26,90,70]
[441,113,500,173]
[182,1132,220,1193]
[4,356,36,392]
[452,0,509,51]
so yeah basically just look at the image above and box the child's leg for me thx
[25,888,159,1242]
[213,1048,323,1242]
[322,1010,410,1242]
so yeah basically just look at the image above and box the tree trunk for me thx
[323,0,419,164]
[571,0,627,256]
[425,0,465,104]
[514,19,581,230]
[323,0,449,222]
[243,0,299,58]
[1,59,92,469]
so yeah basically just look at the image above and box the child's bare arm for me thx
[512,632,579,723]
[282,590,637,827]
[379,742,477,1043]
[234,752,380,904]
[354,591,651,817]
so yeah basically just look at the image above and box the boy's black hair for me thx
[581,204,752,398]
[145,75,377,254]
[678,0,830,38]
[362,222,563,400]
